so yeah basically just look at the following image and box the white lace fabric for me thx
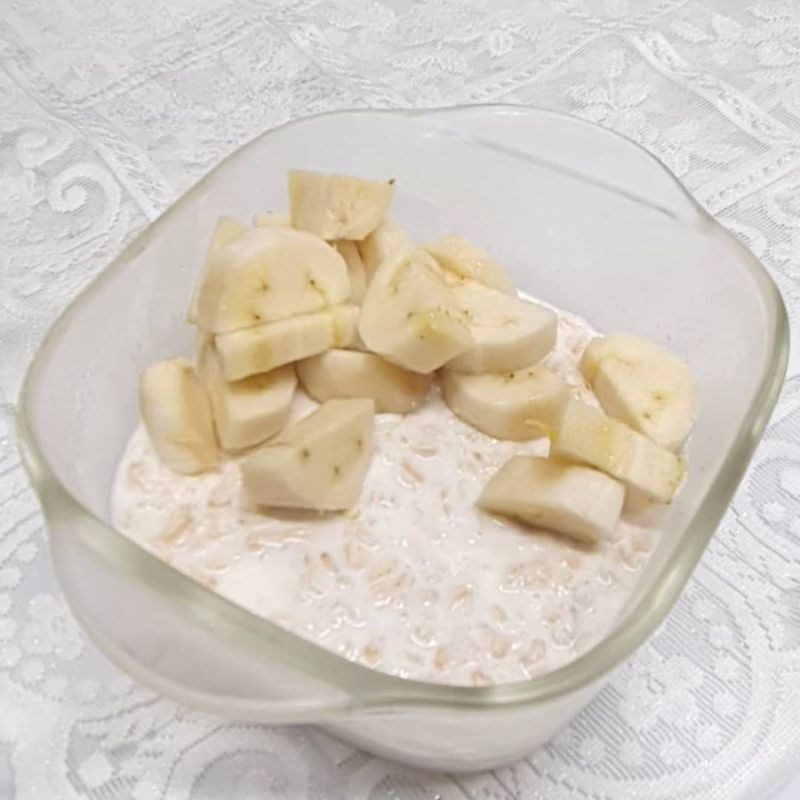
[1,1,799,798]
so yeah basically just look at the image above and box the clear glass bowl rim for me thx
[16,104,790,714]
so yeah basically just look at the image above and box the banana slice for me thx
[358,246,472,373]
[193,227,349,334]
[253,212,291,228]
[139,359,218,474]
[187,216,246,324]
[551,399,686,503]
[209,216,247,248]
[334,240,367,304]
[288,170,394,240]
[425,235,513,293]
[197,343,296,451]
[479,456,625,545]
[441,366,572,440]
[297,349,432,413]
[241,398,375,511]
[330,304,360,346]
[445,280,557,373]
[215,305,359,381]
[580,333,695,451]
[357,220,410,281]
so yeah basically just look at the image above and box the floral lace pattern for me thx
[1,1,799,798]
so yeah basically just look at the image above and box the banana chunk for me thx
[580,333,695,451]
[198,343,296,451]
[139,359,218,474]
[208,216,247,249]
[193,227,349,334]
[334,240,368,304]
[330,304,360,347]
[253,212,291,228]
[445,280,557,374]
[187,216,246,324]
[241,398,375,511]
[297,349,432,413]
[479,456,625,545]
[357,220,410,281]
[425,235,513,293]
[288,170,394,240]
[215,305,359,381]
[359,246,472,373]
[441,366,571,441]
[551,400,686,503]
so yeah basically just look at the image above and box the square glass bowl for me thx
[17,105,788,772]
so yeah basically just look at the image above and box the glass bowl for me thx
[16,105,788,772]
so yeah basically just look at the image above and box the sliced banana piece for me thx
[209,216,247,247]
[357,220,410,281]
[297,349,432,413]
[445,280,557,374]
[288,170,394,240]
[253,212,291,228]
[580,333,694,451]
[441,366,572,441]
[193,227,349,334]
[215,305,358,381]
[241,398,375,511]
[187,216,246,324]
[330,304,360,346]
[551,399,685,503]
[197,343,296,451]
[593,360,694,452]
[479,456,625,545]
[358,246,472,373]
[425,235,513,293]
[139,358,217,474]
[334,240,367,304]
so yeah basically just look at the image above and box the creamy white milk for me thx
[112,311,659,686]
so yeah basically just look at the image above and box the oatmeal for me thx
[113,311,659,686]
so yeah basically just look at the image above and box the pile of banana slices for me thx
[139,170,694,546]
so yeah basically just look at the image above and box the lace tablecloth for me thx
[2,2,799,798]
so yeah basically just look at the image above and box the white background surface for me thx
[775,776,800,799]
[1,1,799,798]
